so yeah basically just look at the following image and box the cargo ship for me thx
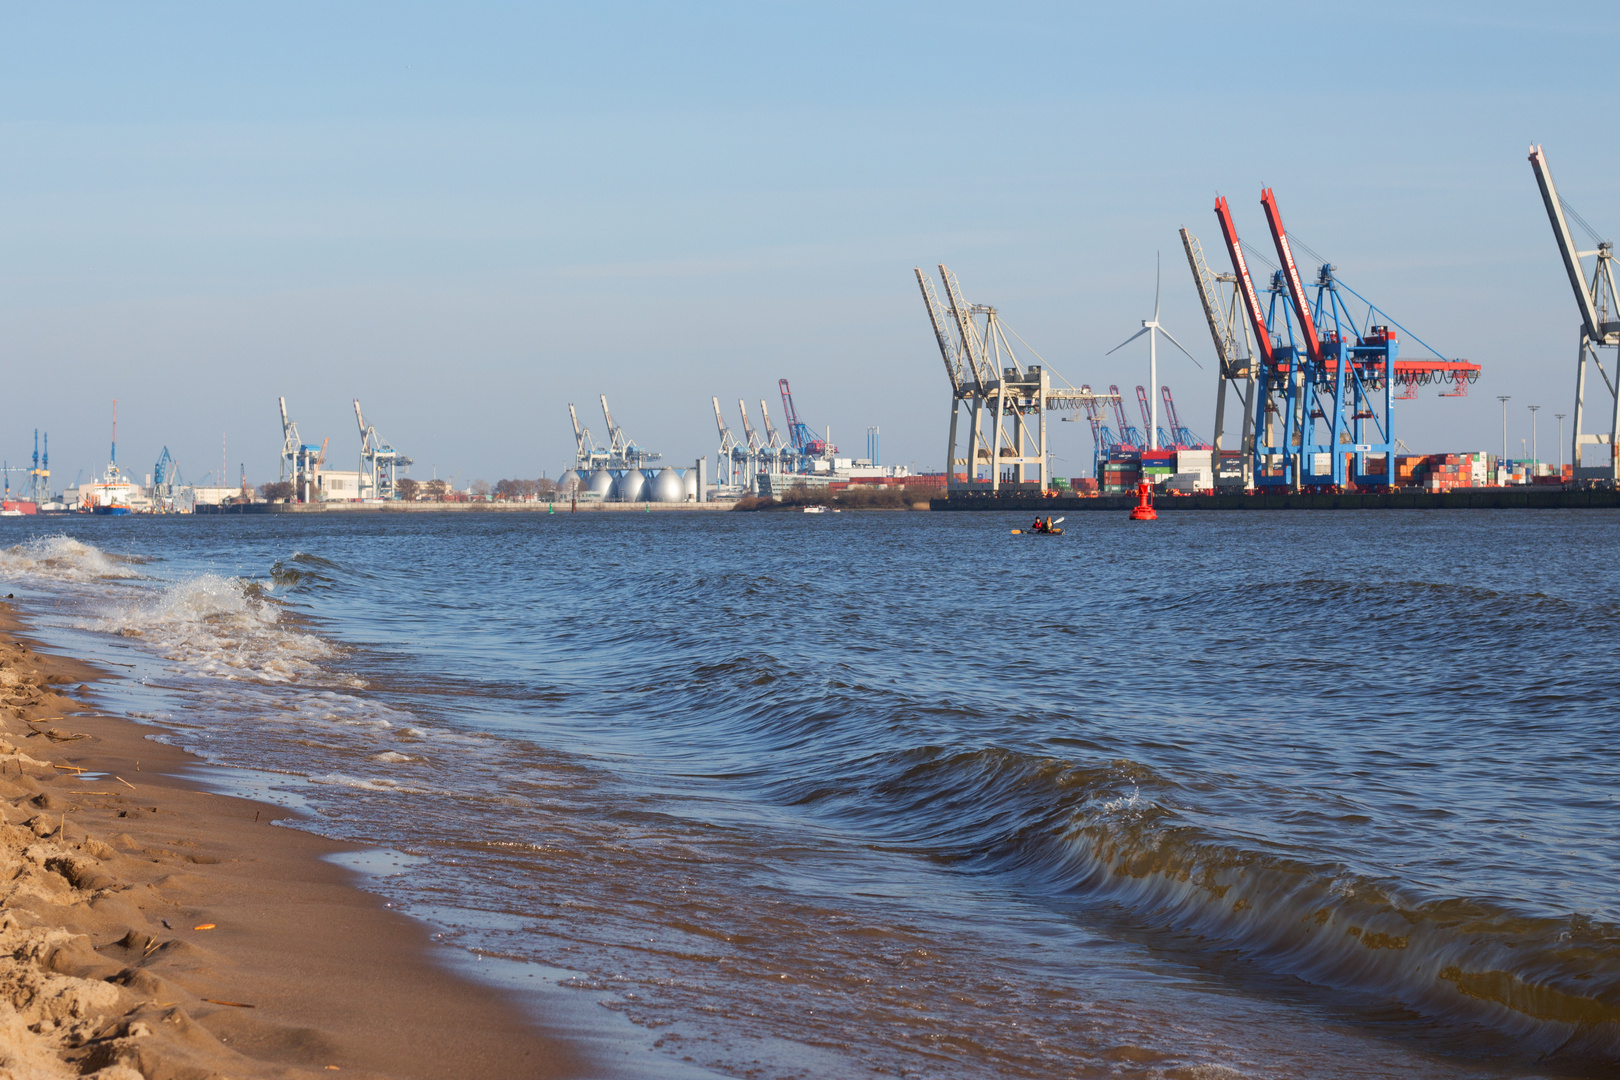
[84,401,135,515]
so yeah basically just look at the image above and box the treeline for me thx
[487,478,558,500]
[733,483,937,511]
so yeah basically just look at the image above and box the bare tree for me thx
[397,478,420,501]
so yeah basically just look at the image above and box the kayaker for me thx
[1044,516,1053,533]
[1031,517,1044,533]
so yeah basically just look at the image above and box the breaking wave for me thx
[829,744,1620,1060]
[0,535,144,582]
[88,572,334,683]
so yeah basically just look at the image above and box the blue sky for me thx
[2,2,1616,488]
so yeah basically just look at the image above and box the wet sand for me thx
[0,601,581,1080]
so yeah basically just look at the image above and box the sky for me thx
[2,1,1617,490]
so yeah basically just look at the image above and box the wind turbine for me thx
[1106,253,1201,450]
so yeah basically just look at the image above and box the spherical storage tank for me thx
[556,469,582,494]
[681,469,698,501]
[587,470,614,498]
[613,469,647,502]
[651,468,684,503]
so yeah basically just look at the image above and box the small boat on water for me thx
[802,505,826,514]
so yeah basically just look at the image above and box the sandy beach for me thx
[0,600,577,1080]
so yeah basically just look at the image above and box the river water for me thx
[1,509,1616,1079]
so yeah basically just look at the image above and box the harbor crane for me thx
[738,399,769,486]
[712,396,746,490]
[599,395,661,471]
[759,399,791,473]
[777,378,834,469]
[1529,144,1619,481]
[278,397,323,504]
[1181,226,1256,486]
[1160,386,1208,449]
[1108,385,1142,448]
[152,446,182,510]
[1135,387,1174,449]
[1213,191,1479,490]
[915,265,1116,492]
[567,404,609,473]
[354,399,411,500]
[28,431,49,505]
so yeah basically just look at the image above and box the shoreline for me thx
[0,600,582,1079]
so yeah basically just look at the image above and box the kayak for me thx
[1011,516,1064,536]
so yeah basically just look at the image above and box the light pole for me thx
[1528,405,1541,467]
[1556,413,1566,474]
[1497,396,1511,464]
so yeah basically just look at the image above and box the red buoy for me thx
[1128,480,1157,521]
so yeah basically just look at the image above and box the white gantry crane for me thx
[1181,226,1256,488]
[916,264,1115,493]
[598,395,660,470]
[712,396,745,490]
[759,399,790,475]
[278,397,324,504]
[738,399,767,489]
[1530,144,1620,482]
[354,399,412,500]
[568,404,609,472]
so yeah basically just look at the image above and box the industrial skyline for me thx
[0,4,1612,488]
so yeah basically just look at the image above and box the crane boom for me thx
[1108,385,1133,444]
[759,399,784,447]
[1529,144,1615,344]
[1180,227,1238,375]
[916,268,966,394]
[1213,196,1274,368]
[713,396,731,441]
[1161,386,1183,438]
[1260,188,1324,367]
[354,399,366,437]
[938,265,994,388]
[738,399,762,450]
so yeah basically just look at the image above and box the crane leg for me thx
[1574,331,1589,474]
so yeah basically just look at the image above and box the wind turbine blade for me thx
[1154,251,1161,320]
[1159,326,1204,369]
[1105,326,1152,355]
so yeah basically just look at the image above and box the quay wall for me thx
[931,488,1620,512]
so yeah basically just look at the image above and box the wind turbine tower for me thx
[1107,255,1200,451]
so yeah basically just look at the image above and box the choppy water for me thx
[3,511,1618,1079]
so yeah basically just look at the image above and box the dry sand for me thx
[0,601,581,1080]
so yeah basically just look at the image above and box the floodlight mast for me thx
[1529,144,1620,480]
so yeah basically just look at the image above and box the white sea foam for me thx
[87,572,334,683]
[0,535,143,582]
[307,772,434,794]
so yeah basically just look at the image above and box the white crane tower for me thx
[599,395,660,470]
[278,397,323,504]
[1530,145,1620,482]
[916,264,1115,492]
[354,399,412,500]
[568,404,609,472]
[738,399,767,489]
[712,397,746,490]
